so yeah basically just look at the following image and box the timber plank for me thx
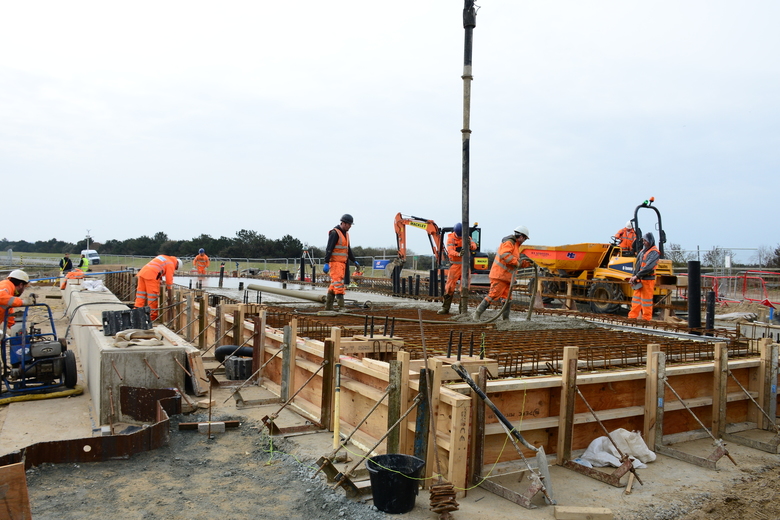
[0,462,31,520]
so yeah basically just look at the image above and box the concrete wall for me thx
[63,279,198,425]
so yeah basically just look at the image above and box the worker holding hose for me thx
[474,226,530,321]
[438,222,477,315]
[322,214,359,312]
[628,232,660,320]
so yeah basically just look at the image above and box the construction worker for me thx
[474,226,531,321]
[134,255,182,321]
[628,232,660,321]
[193,248,210,275]
[77,253,89,271]
[613,221,637,255]
[438,222,478,315]
[322,214,360,312]
[59,253,74,274]
[0,270,33,333]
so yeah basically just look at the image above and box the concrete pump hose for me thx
[246,284,326,303]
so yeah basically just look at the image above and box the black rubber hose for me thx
[214,345,253,362]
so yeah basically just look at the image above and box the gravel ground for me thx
[25,414,390,520]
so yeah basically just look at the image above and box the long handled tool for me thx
[451,362,556,506]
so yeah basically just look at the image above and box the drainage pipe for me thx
[246,283,326,303]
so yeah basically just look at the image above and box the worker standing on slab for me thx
[134,255,182,321]
[438,222,477,315]
[628,232,660,320]
[0,270,33,333]
[474,226,531,321]
[193,248,210,275]
[59,253,73,274]
[323,214,359,312]
[614,221,637,255]
[77,253,89,271]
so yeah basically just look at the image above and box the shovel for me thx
[451,362,555,505]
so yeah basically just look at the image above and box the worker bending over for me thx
[438,222,477,315]
[474,226,531,321]
[614,221,637,255]
[628,232,660,320]
[322,214,360,312]
[0,270,33,334]
[193,248,210,275]
[135,255,182,321]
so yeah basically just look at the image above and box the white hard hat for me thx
[176,258,183,270]
[626,221,633,229]
[8,270,29,283]
[513,225,530,239]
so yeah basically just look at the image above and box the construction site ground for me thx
[2,284,780,519]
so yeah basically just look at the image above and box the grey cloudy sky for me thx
[2,1,777,262]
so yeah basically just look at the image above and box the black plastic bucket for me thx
[366,454,425,514]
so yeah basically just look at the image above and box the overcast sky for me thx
[2,1,777,262]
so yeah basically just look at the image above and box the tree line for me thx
[0,231,394,262]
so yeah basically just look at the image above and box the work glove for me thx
[322,264,330,273]
[455,246,462,255]
[354,261,360,268]
[22,297,35,306]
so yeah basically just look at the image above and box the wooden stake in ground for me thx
[418,309,459,519]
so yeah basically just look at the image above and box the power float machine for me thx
[1,300,77,396]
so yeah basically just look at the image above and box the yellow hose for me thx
[0,385,84,406]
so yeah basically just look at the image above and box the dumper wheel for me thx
[588,281,623,314]
[63,350,77,388]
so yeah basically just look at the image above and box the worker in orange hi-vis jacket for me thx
[614,220,637,255]
[135,255,182,321]
[628,232,660,321]
[438,222,478,315]
[0,270,33,331]
[474,226,531,321]
[193,248,210,275]
[322,214,359,312]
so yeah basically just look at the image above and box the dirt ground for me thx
[4,285,780,520]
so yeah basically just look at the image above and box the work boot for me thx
[501,303,511,321]
[437,294,453,315]
[474,299,490,320]
[336,294,345,312]
[325,292,335,311]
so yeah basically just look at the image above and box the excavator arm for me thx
[391,213,444,270]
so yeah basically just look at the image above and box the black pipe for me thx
[687,261,702,334]
[408,276,413,296]
[705,291,716,336]
[469,333,474,357]
[457,332,463,361]
[415,275,420,296]
[215,344,253,362]
[430,269,438,296]
[370,316,374,338]
[401,278,407,294]
[383,316,389,336]
[390,317,395,337]
[219,263,225,288]
[363,315,368,335]
[439,269,446,297]
[300,254,306,283]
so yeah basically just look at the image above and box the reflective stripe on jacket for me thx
[446,233,476,262]
[489,235,521,283]
[329,228,350,264]
[139,255,177,287]
[634,245,660,280]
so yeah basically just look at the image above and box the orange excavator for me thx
[389,213,490,285]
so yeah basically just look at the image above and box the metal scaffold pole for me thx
[459,0,477,315]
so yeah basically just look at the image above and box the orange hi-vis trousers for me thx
[628,279,656,320]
